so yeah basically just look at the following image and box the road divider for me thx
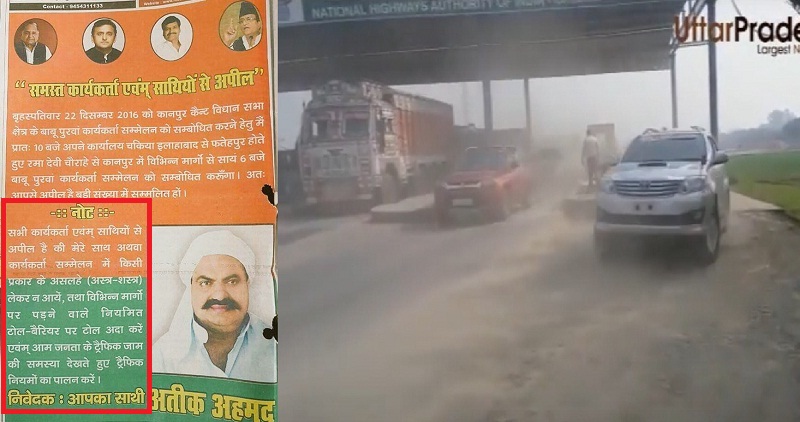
[370,194,435,224]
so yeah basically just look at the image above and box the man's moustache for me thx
[202,298,240,310]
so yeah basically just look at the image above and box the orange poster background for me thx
[140,0,198,7]
[5,0,276,226]
[4,201,150,279]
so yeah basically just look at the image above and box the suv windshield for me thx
[455,147,507,171]
[621,134,707,163]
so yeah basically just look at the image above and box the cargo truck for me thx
[296,80,456,210]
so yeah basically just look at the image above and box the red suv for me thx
[434,146,533,224]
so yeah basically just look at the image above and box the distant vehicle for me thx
[454,125,533,161]
[296,80,456,211]
[593,127,731,264]
[434,145,533,225]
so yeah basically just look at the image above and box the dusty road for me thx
[277,182,800,422]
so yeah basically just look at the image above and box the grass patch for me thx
[727,151,800,218]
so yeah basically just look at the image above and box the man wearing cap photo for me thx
[152,230,277,383]
[222,1,262,51]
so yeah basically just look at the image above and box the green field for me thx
[727,151,800,218]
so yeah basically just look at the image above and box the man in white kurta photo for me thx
[152,229,276,383]
[154,15,189,61]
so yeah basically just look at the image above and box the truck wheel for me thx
[371,187,382,207]
[381,172,400,204]
[404,176,417,198]
[491,193,511,222]
[696,205,721,265]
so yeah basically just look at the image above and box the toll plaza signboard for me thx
[1,0,278,420]
[283,0,615,25]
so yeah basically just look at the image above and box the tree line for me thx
[720,109,800,150]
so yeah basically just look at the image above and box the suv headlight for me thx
[681,176,709,194]
[599,179,615,194]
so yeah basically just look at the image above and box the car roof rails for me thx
[690,126,707,132]
[641,128,661,135]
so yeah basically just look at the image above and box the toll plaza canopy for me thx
[278,0,688,93]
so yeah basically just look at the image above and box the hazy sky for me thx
[278,0,800,149]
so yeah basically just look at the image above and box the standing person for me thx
[582,129,600,187]
[15,20,53,65]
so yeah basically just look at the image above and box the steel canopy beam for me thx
[278,1,685,93]
[671,53,678,128]
[278,29,673,92]
[707,0,719,140]
[670,0,708,54]
[483,80,493,130]
[524,78,531,141]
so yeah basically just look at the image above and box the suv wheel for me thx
[521,186,533,209]
[696,205,721,265]
[594,231,613,262]
[489,192,511,222]
[436,207,452,227]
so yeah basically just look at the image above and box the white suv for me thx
[594,127,731,264]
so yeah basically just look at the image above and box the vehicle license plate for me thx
[452,198,474,207]
[635,203,654,212]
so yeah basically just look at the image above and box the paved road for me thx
[277,184,800,421]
